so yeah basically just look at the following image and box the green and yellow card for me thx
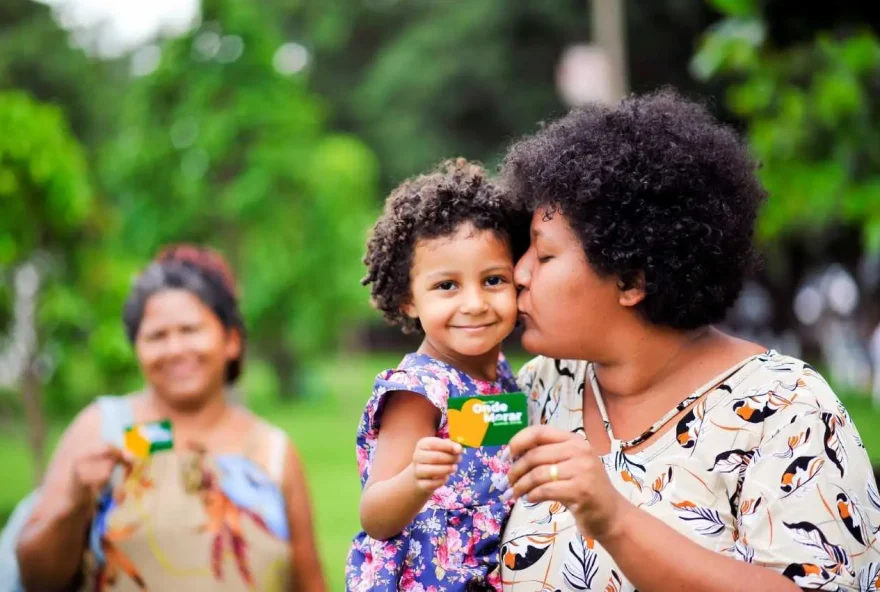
[448,392,528,448]
[124,419,174,459]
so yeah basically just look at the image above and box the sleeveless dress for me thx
[500,351,880,591]
[81,396,292,592]
[346,352,519,592]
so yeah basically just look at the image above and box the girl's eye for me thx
[436,281,456,291]
[485,276,506,287]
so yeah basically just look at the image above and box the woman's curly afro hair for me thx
[362,158,524,334]
[502,88,767,330]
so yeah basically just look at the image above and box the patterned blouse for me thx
[346,352,519,592]
[83,397,292,592]
[500,350,880,591]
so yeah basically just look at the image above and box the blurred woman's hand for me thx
[64,444,129,510]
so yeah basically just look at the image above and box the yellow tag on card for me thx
[123,420,173,459]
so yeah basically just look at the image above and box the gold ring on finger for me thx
[549,463,559,482]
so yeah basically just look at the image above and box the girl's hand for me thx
[412,437,462,494]
[507,425,629,540]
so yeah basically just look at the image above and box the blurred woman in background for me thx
[16,245,326,592]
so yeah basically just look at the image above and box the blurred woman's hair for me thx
[122,244,246,383]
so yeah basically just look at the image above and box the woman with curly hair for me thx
[346,159,525,591]
[497,90,880,591]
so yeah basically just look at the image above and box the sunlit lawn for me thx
[1,354,879,590]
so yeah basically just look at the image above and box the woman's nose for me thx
[514,249,533,291]
[163,333,187,356]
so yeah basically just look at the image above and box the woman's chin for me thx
[519,329,545,356]
[520,330,575,360]
[156,382,214,408]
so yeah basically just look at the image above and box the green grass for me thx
[2,354,879,590]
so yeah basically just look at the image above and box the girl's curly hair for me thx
[362,158,525,334]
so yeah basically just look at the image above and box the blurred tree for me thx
[693,0,880,361]
[693,0,880,250]
[0,0,124,148]
[280,0,720,189]
[0,0,148,423]
[0,91,101,477]
[98,0,379,397]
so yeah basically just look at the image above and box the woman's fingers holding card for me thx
[508,425,578,459]
[508,440,575,485]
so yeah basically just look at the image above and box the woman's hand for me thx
[64,443,129,511]
[412,436,463,494]
[507,425,629,540]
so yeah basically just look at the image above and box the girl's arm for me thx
[283,443,327,592]
[359,392,461,540]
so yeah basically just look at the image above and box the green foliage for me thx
[0,91,92,259]
[0,0,124,147]
[98,0,380,394]
[298,0,587,187]
[693,5,880,250]
[0,91,129,414]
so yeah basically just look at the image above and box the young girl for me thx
[346,159,524,591]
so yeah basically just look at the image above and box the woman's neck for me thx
[591,325,718,401]
[418,339,500,382]
[144,386,230,437]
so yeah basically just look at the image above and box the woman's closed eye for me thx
[142,329,166,343]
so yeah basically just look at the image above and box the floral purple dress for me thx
[346,352,519,592]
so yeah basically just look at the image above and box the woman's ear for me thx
[225,327,243,361]
[617,273,646,308]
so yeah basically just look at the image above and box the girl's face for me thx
[135,289,240,408]
[404,223,518,363]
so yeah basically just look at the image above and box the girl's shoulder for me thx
[370,353,466,409]
[374,352,482,395]
[355,354,457,445]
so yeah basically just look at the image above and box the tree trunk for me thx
[21,358,46,483]
[0,261,45,483]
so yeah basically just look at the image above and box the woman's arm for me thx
[601,502,799,592]
[508,426,800,592]
[16,404,125,591]
[283,444,327,592]
[359,392,460,540]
